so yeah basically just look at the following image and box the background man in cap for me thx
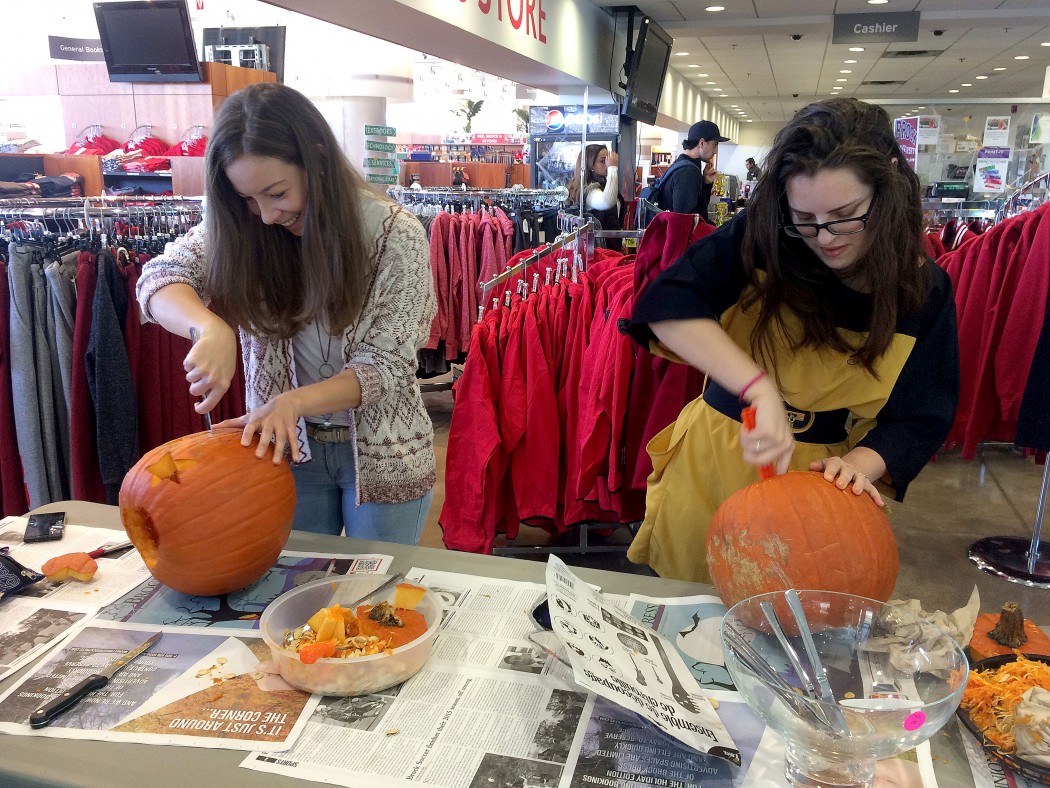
[655,120,730,221]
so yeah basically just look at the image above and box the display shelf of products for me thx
[399,143,524,164]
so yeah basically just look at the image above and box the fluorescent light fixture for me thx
[949,89,959,93]
[849,47,865,52]
[961,83,972,87]
[675,52,690,56]
[844,59,858,63]
[836,78,848,82]
[994,67,1006,71]
[705,5,725,10]
[976,75,988,79]
[1015,55,1030,60]
[839,69,853,74]
[688,64,701,68]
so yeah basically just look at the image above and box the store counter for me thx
[3,501,979,787]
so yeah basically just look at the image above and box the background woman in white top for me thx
[566,144,623,249]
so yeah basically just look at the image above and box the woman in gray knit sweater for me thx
[137,83,437,543]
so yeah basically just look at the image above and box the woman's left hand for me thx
[810,457,885,507]
[214,392,301,464]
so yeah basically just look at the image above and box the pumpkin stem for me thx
[988,601,1029,649]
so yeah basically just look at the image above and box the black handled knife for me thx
[29,632,162,729]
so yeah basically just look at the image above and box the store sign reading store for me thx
[832,12,920,44]
[457,0,548,44]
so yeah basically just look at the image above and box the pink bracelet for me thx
[738,370,767,403]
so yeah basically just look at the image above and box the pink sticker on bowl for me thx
[903,711,926,731]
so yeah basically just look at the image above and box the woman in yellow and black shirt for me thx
[625,98,960,583]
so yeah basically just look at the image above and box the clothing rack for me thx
[478,221,594,295]
[558,210,644,241]
[389,185,566,210]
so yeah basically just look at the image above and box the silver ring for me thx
[755,440,762,452]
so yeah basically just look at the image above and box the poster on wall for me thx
[893,117,919,171]
[1031,113,1050,145]
[974,147,1010,192]
[917,115,940,145]
[983,116,1011,147]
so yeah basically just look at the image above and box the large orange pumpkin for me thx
[705,471,898,609]
[119,429,296,596]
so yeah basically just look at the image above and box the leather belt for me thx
[305,423,353,444]
[703,381,850,445]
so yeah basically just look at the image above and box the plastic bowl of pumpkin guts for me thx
[260,574,442,696]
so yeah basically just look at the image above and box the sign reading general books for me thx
[893,116,919,172]
[974,147,1010,193]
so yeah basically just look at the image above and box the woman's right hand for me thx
[740,378,795,474]
[184,320,238,414]
[607,151,619,167]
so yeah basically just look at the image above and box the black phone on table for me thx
[24,513,66,543]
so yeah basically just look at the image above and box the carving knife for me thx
[188,327,213,433]
[29,632,162,729]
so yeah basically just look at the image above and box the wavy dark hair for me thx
[204,83,373,339]
[565,144,608,206]
[741,97,929,376]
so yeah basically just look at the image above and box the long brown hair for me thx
[741,97,929,375]
[565,144,607,206]
[204,83,373,338]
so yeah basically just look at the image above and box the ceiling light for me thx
[918,106,926,109]
[1015,55,1030,60]
[976,75,988,79]
[1042,42,1050,47]
[840,69,853,74]
[949,89,959,93]
[687,64,701,68]
[675,52,690,56]
[844,59,858,64]
[961,83,972,87]
[705,5,725,10]
[711,87,724,91]
[836,78,848,82]
[994,67,1006,71]
[832,86,843,90]
[706,81,717,85]
[868,0,888,4]
[697,73,710,77]
[849,47,865,52]
[730,104,739,107]
[746,120,753,123]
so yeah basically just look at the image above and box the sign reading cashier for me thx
[832,12,920,45]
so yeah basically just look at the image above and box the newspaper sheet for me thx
[958,718,1042,788]
[95,550,392,632]
[0,518,153,681]
[0,620,318,750]
[242,660,590,787]
[545,556,739,761]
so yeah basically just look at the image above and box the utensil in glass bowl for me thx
[722,590,968,788]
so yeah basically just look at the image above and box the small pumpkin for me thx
[705,470,899,609]
[119,429,296,596]
[969,602,1050,660]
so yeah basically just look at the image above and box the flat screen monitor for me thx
[623,17,673,125]
[93,0,204,83]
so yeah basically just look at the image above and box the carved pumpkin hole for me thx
[123,508,159,568]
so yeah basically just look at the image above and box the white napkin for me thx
[1015,686,1050,766]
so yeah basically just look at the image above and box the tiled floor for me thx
[420,390,1050,624]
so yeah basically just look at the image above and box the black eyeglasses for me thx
[781,211,871,239]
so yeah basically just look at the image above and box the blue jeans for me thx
[290,435,432,544]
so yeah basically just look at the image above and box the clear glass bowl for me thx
[260,574,442,696]
[721,590,968,788]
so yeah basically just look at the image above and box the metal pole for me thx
[1028,455,1050,574]
[579,85,588,221]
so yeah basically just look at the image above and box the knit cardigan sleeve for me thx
[347,203,437,408]
[136,225,209,320]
